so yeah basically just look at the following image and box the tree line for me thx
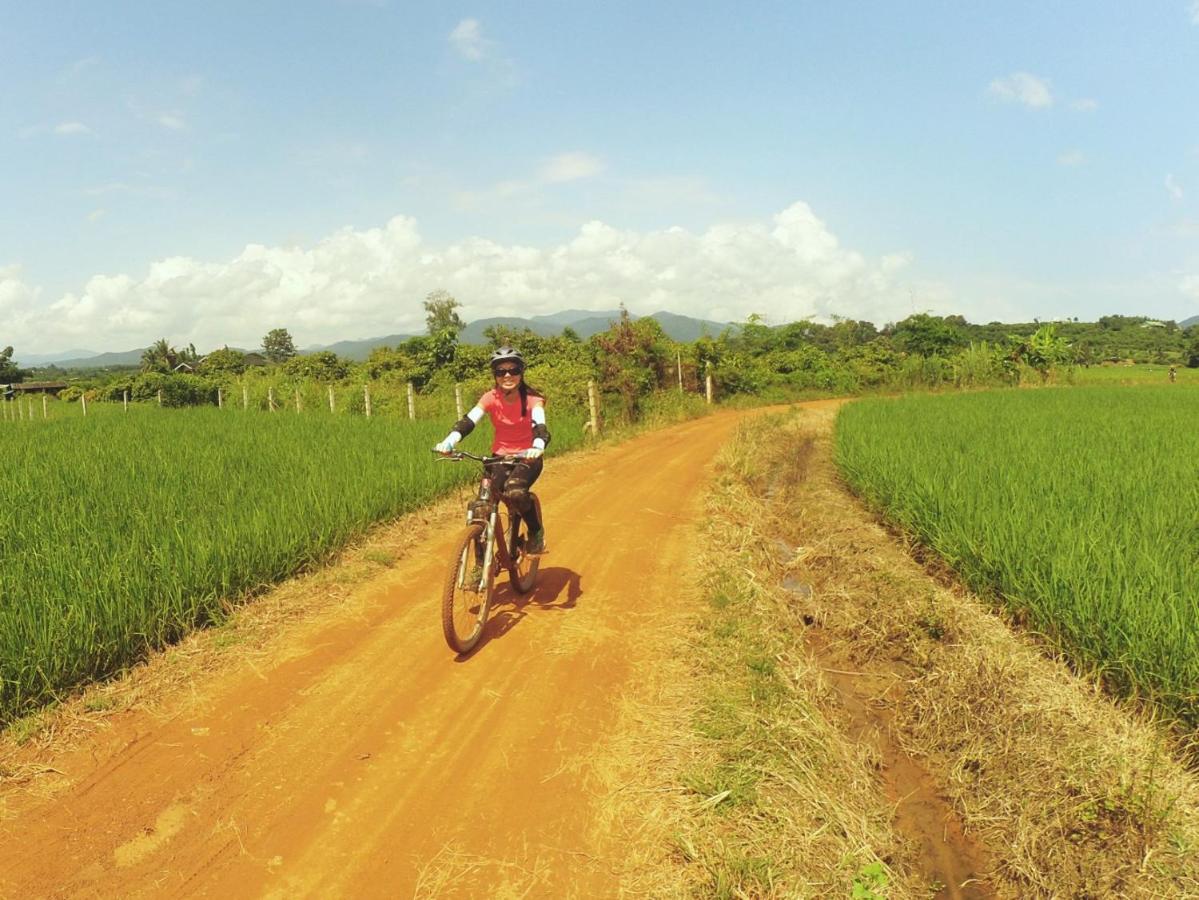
[12,295,1199,411]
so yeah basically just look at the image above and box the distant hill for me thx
[40,348,146,370]
[1182,315,1199,329]
[314,309,734,360]
[28,309,739,368]
[306,333,417,361]
[15,348,97,367]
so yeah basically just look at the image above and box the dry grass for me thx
[592,409,927,898]
[774,405,1199,896]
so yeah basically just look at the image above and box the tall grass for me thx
[834,386,1199,725]
[0,404,587,724]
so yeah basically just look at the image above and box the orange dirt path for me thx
[0,406,797,898]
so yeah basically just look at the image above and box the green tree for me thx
[262,328,297,364]
[890,313,965,358]
[0,346,27,383]
[283,350,348,381]
[423,290,464,368]
[424,289,465,336]
[140,338,178,373]
[200,346,247,377]
[1185,327,1199,368]
[1011,324,1072,383]
[590,307,670,418]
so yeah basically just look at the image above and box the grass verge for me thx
[596,404,925,897]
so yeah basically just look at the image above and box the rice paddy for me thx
[834,385,1199,726]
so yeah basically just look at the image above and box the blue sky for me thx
[3,1,1199,358]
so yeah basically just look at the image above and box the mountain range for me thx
[24,309,735,369]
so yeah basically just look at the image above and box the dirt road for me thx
[1,409,759,898]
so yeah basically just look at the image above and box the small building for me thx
[5,381,68,396]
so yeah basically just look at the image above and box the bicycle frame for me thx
[471,471,519,587]
[439,450,534,588]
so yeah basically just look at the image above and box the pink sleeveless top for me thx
[479,388,545,455]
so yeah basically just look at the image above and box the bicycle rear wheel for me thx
[442,523,492,654]
[507,499,541,594]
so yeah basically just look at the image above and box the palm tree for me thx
[140,339,178,373]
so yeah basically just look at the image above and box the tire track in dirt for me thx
[0,410,750,899]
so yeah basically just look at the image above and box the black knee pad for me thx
[504,484,531,512]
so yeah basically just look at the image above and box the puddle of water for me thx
[819,663,995,899]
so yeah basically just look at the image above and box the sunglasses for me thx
[494,367,522,377]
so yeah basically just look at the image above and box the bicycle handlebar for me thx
[433,449,536,464]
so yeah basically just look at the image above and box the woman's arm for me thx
[531,404,550,449]
[436,405,485,450]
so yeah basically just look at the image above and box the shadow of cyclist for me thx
[456,567,581,659]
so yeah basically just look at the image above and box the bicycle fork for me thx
[459,509,498,593]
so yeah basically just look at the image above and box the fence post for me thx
[406,382,415,420]
[705,365,713,405]
[454,383,463,419]
[123,390,128,412]
[677,350,683,392]
[328,385,335,413]
[217,387,223,409]
[28,398,33,420]
[243,384,249,411]
[81,394,87,416]
[157,389,163,407]
[587,380,599,436]
[364,384,372,418]
[268,387,276,412]
[42,394,47,419]
[295,388,301,413]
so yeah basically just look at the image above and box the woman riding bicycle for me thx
[434,347,550,554]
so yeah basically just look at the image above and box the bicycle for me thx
[435,450,543,654]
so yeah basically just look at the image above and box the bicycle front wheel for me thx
[442,523,492,654]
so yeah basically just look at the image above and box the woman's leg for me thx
[502,458,543,534]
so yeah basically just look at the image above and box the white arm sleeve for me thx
[444,406,486,447]
[532,405,547,449]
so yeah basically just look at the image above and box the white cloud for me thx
[87,209,107,223]
[449,18,488,61]
[1057,150,1086,167]
[1166,173,1184,200]
[59,56,100,81]
[539,152,605,183]
[988,72,1054,108]
[157,112,186,131]
[455,152,606,207]
[4,203,926,354]
[1071,98,1099,112]
[54,121,93,136]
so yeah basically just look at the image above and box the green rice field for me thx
[834,385,1199,726]
[0,405,587,725]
